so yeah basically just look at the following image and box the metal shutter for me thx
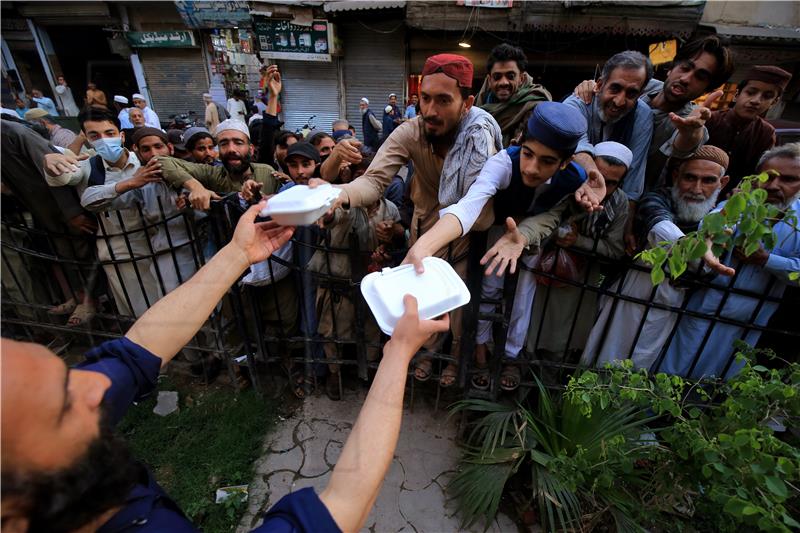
[340,20,406,140]
[277,58,341,135]
[138,48,208,124]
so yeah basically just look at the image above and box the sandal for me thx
[67,303,96,327]
[291,371,314,399]
[440,363,459,388]
[471,364,490,391]
[414,356,433,382]
[48,298,77,316]
[500,364,521,391]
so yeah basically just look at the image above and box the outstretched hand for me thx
[265,65,282,96]
[574,168,606,212]
[387,294,450,358]
[480,217,527,277]
[669,90,722,134]
[231,199,295,265]
[43,151,88,176]
[702,238,736,277]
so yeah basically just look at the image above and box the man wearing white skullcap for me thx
[156,118,281,211]
[524,140,633,375]
[359,97,382,150]
[203,93,220,132]
[132,93,161,128]
[113,95,133,129]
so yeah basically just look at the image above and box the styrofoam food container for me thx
[360,257,470,336]
[259,184,341,226]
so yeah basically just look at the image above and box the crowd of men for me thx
[2,38,798,395]
[1,35,799,532]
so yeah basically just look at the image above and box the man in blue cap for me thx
[404,101,605,389]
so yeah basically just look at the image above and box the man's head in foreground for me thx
[215,119,253,175]
[132,127,173,164]
[1,338,140,533]
[670,145,730,222]
[756,142,800,210]
[419,54,475,144]
[661,36,734,106]
[184,127,217,165]
[78,106,125,164]
[486,43,527,102]
[517,101,586,188]
[594,141,632,198]
[594,50,653,124]
[284,141,321,184]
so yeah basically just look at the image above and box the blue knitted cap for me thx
[526,101,586,153]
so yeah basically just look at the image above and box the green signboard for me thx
[252,16,331,62]
[126,31,197,48]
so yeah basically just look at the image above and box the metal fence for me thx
[2,197,797,403]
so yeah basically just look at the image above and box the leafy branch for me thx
[637,172,799,286]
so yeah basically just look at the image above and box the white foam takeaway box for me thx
[259,184,341,226]
[361,257,471,336]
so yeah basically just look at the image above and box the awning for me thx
[324,1,406,12]
[701,23,800,42]
[406,1,704,38]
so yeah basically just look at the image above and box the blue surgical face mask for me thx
[92,136,124,163]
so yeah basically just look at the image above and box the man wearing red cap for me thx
[705,65,793,195]
[316,53,503,386]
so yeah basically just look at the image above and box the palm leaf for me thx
[448,461,518,530]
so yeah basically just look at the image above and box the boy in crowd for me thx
[706,65,792,195]
[407,101,601,389]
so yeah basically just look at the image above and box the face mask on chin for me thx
[92,137,125,163]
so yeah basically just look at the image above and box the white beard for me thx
[671,185,720,223]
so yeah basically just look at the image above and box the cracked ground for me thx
[236,387,518,532]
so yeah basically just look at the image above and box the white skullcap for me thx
[388,93,397,98]
[360,97,369,105]
[595,141,633,170]
[132,93,145,101]
[215,118,250,139]
[384,105,393,114]
[114,95,128,104]
[202,93,212,98]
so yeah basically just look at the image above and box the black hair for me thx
[672,35,734,91]
[276,130,300,148]
[518,131,575,162]
[186,132,214,151]
[351,145,376,174]
[486,43,527,74]
[78,106,121,132]
[308,131,332,147]
[597,155,628,181]
[459,86,472,101]
[600,51,654,91]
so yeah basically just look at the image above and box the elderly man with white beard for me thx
[657,143,800,380]
[581,145,730,370]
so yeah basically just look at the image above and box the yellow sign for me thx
[649,40,677,66]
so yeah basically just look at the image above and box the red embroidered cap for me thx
[421,54,474,88]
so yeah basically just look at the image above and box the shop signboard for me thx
[252,16,332,62]
[174,1,251,29]
[126,31,197,48]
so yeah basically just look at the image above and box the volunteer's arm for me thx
[155,156,223,209]
[319,295,449,532]
[126,201,294,365]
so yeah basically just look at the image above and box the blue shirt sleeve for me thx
[253,488,340,533]
[76,337,162,426]
[620,99,654,202]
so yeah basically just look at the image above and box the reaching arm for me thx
[258,65,282,166]
[125,201,294,365]
[319,295,449,532]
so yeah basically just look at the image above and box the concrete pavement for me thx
[237,386,519,532]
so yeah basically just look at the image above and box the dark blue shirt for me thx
[78,338,339,532]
